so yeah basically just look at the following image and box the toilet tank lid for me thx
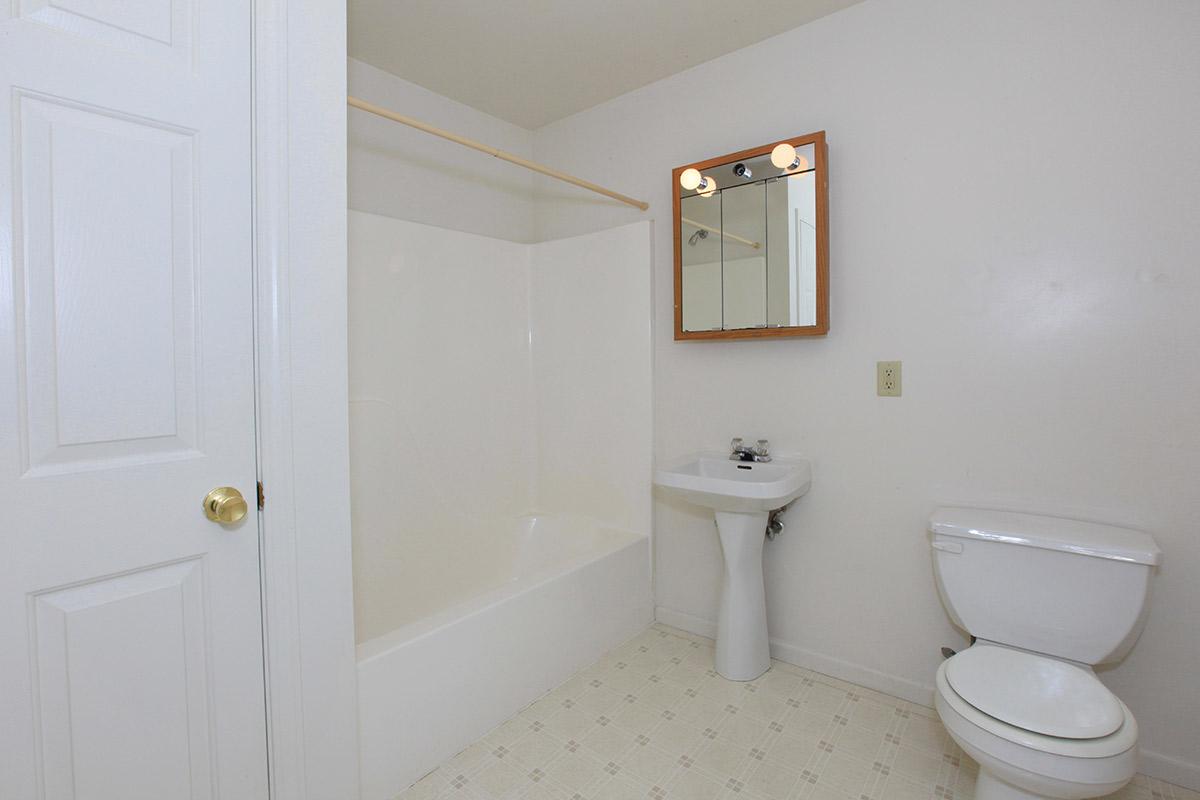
[929,508,1161,566]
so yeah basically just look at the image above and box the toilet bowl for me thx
[935,645,1137,800]
[927,508,1161,800]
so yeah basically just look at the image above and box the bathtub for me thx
[356,513,652,800]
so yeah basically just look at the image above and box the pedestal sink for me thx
[654,452,812,681]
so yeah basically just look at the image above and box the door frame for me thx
[253,1,360,797]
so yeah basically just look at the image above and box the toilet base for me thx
[969,762,1131,800]
[976,770,1054,800]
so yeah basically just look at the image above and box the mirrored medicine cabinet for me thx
[672,132,828,340]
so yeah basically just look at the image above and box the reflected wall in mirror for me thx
[673,132,828,340]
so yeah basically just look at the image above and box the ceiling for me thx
[348,0,866,129]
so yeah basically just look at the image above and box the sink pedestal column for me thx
[714,510,771,681]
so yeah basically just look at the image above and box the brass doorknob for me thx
[203,486,249,524]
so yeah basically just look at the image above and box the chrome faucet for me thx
[729,437,771,463]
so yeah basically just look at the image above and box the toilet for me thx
[928,508,1161,800]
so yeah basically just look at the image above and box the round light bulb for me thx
[791,155,810,172]
[771,142,798,170]
[679,168,702,191]
[698,175,717,197]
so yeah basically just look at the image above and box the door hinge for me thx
[256,480,265,510]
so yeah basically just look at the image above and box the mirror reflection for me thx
[675,136,825,338]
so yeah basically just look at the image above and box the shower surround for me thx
[348,212,654,798]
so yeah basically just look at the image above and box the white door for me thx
[0,2,268,799]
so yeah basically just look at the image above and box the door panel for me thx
[0,2,267,798]
[16,0,191,65]
[31,559,214,800]
[16,91,200,474]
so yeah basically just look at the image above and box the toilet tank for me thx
[929,508,1160,665]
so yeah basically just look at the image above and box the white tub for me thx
[356,513,652,800]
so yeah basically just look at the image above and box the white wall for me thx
[349,59,537,242]
[531,0,1200,787]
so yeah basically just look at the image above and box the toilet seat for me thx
[945,644,1125,739]
[936,653,1137,759]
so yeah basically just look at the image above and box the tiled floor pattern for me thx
[397,624,1198,800]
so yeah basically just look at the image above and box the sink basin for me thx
[654,452,812,512]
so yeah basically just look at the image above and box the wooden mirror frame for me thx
[672,131,828,340]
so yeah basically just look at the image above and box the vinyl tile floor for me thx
[396,624,1197,800]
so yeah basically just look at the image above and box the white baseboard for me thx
[767,637,936,709]
[653,607,1199,792]
[654,606,933,707]
[654,606,718,640]
[1138,750,1200,793]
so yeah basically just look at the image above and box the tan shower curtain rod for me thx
[347,96,650,211]
[681,217,761,250]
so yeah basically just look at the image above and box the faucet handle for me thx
[730,437,744,452]
[754,439,770,457]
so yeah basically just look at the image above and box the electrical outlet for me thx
[877,361,902,397]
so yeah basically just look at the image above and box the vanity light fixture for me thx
[680,167,717,196]
[770,142,809,173]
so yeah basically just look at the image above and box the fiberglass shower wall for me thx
[347,211,652,642]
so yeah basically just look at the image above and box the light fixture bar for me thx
[348,96,650,211]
